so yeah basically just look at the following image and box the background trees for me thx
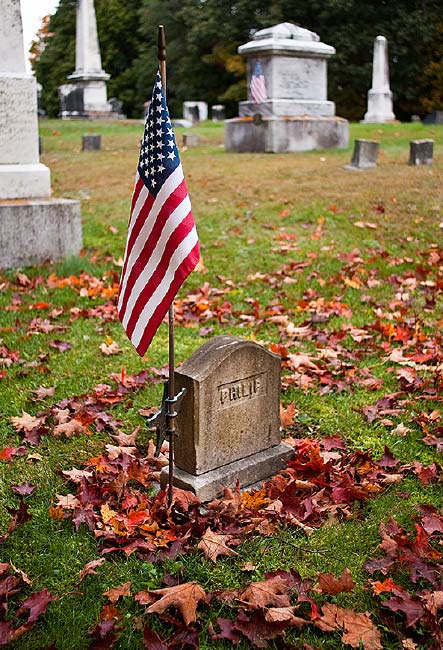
[32,0,443,120]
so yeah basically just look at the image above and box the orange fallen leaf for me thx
[103,581,131,604]
[146,582,206,625]
[197,528,238,564]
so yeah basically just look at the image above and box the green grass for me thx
[0,119,442,648]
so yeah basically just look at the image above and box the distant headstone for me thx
[411,115,421,123]
[423,111,443,125]
[161,335,293,501]
[82,134,101,150]
[409,139,434,165]
[345,139,379,170]
[211,104,225,121]
[183,101,208,123]
[225,22,348,152]
[182,133,200,147]
[38,136,42,155]
[363,36,396,123]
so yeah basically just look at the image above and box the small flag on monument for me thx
[118,71,200,356]
[250,59,267,104]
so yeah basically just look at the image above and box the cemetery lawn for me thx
[0,119,442,649]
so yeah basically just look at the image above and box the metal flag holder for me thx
[147,25,186,508]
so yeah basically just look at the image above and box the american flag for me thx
[250,60,267,104]
[117,71,200,356]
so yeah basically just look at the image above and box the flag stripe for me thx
[118,166,184,313]
[131,230,200,351]
[134,240,200,355]
[117,71,199,357]
[121,196,193,332]
[118,178,188,322]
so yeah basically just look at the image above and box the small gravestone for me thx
[423,111,443,125]
[183,101,208,123]
[161,335,293,501]
[211,104,225,121]
[409,139,434,165]
[182,133,200,147]
[345,139,379,170]
[82,134,101,151]
[411,115,421,123]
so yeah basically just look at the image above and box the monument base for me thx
[225,115,349,153]
[59,79,120,120]
[362,90,396,123]
[0,163,51,200]
[161,442,294,502]
[0,198,82,268]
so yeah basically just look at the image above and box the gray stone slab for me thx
[345,139,379,170]
[409,139,434,165]
[182,133,200,147]
[161,442,294,502]
[0,198,82,268]
[82,134,101,150]
[174,335,282,475]
[211,105,225,121]
[423,111,443,125]
[225,115,348,153]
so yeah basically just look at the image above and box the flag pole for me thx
[157,25,175,508]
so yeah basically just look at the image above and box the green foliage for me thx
[33,0,443,120]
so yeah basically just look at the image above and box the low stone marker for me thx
[182,133,200,148]
[161,335,293,500]
[82,134,101,151]
[211,104,225,121]
[409,139,434,165]
[345,139,379,170]
[423,111,443,125]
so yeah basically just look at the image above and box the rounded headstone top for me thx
[238,22,335,58]
[253,22,320,42]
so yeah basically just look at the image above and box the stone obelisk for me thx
[0,0,82,268]
[363,36,396,123]
[59,0,113,118]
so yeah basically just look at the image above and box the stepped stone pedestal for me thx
[59,0,118,119]
[225,23,348,153]
[0,0,81,269]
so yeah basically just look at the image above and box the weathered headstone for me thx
[211,104,225,121]
[411,115,421,123]
[183,101,208,123]
[362,36,396,123]
[423,111,443,125]
[82,134,101,151]
[345,139,379,170]
[409,139,434,165]
[0,0,81,268]
[59,0,120,119]
[225,23,348,153]
[161,335,293,501]
[182,133,200,147]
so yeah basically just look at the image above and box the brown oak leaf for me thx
[77,558,106,585]
[103,581,131,604]
[317,568,356,594]
[238,575,292,610]
[146,582,206,625]
[316,603,382,650]
[197,528,238,564]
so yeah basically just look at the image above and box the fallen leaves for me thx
[197,528,238,563]
[146,582,207,625]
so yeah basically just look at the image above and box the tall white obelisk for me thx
[363,36,396,123]
[60,0,112,118]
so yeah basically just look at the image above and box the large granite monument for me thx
[59,0,116,119]
[160,336,293,500]
[225,22,348,153]
[363,36,396,123]
[0,0,81,268]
